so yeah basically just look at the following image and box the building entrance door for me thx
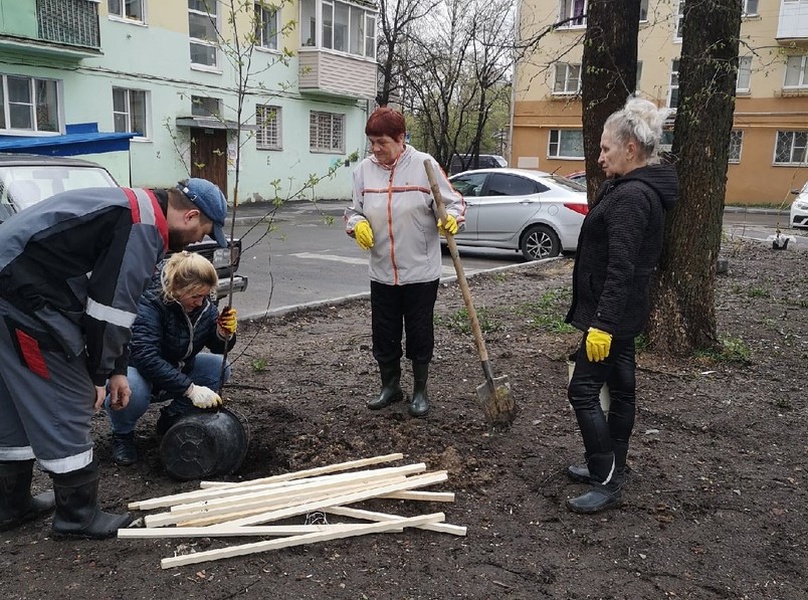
[190,127,228,197]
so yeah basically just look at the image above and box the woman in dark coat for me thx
[105,251,237,465]
[565,97,679,513]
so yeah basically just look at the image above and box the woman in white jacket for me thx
[344,107,465,417]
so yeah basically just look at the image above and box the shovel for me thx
[424,160,517,427]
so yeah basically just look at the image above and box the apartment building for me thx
[512,0,808,205]
[0,0,378,201]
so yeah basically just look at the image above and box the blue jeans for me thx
[105,353,231,435]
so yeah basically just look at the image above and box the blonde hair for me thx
[604,97,671,163]
[160,251,218,303]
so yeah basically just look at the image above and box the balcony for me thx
[777,0,808,45]
[298,48,377,100]
[0,0,101,59]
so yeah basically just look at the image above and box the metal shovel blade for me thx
[476,375,516,427]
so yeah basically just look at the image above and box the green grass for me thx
[694,336,751,363]
[436,307,500,335]
[515,287,576,333]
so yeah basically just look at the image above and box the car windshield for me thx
[550,174,587,193]
[0,165,118,212]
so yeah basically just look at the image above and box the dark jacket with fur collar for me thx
[565,164,679,339]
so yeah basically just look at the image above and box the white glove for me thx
[185,384,223,409]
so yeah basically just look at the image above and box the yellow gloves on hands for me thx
[185,384,223,409]
[217,306,238,336]
[586,327,613,362]
[437,214,458,237]
[354,220,374,250]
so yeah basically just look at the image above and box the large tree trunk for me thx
[646,0,743,355]
[580,0,640,204]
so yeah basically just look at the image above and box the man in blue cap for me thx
[0,177,228,539]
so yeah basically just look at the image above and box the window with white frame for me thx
[309,111,344,153]
[189,0,218,68]
[108,0,144,21]
[548,129,584,158]
[675,0,685,40]
[256,104,281,150]
[300,0,376,58]
[728,130,743,163]
[774,131,808,165]
[255,2,279,50]
[557,0,647,28]
[191,95,221,118]
[742,0,759,16]
[736,56,752,93]
[553,63,581,95]
[668,59,680,109]
[0,74,60,132]
[112,88,148,138]
[784,55,808,89]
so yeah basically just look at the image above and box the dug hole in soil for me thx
[2,238,806,600]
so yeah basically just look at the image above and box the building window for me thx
[189,0,218,68]
[309,111,344,153]
[742,0,759,16]
[0,75,60,133]
[112,88,148,138]
[668,59,680,109]
[728,130,743,163]
[675,0,685,40]
[108,0,144,21]
[784,55,808,89]
[548,129,584,159]
[557,0,647,28]
[191,95,221,118]
[553,63,581,95]
[256,104,281,150]
[300,0,376,59]
[774,131,808,165]
[255,2,279,50]
[736,56,752,93]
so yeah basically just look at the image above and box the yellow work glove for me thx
[217,306,238,337]
[586,327,613,363]
[354,220,374,250]
[185,384,223,409]
[437,214,458,237]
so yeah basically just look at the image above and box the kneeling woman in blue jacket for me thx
[105,251,237,465]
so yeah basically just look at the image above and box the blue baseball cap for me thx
[177,178,228,247]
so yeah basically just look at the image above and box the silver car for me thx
[449,168,588,260]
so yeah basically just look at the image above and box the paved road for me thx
[228,202,806,320]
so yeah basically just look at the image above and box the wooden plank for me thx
[325,506,467,537]
[131,462,422,511]
[144,474,411,528]
[160,513,445,569]
[180,471,448,528]
[381,491,455,502]
[118,523,398,539]
[197,453,404,489]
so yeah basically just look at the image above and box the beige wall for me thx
[512,0,808,205]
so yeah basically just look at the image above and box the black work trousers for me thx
[567,333,637,457]
[370,279,439,365]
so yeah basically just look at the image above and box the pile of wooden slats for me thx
[119,453,466,569]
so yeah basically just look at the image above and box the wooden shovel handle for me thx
[424,160,490,365]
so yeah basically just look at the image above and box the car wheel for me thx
[520,224,561,260]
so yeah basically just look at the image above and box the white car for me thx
[449,168,588,260]
[790,182,808,229]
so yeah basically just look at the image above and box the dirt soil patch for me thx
[2,238,807,599]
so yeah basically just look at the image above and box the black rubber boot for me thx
[0,460,55,532]
[567,442,630,485]
[408,362,429,417]
[110,432,137,466]
[367,362,404,410]
[566,451,622,514]
[51,460,134,539]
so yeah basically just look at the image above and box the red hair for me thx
[365,107,406,139]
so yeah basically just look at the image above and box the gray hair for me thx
[604,97,671,163]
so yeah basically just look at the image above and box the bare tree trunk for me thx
[580,0,640,204]
[646,0,743,355]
